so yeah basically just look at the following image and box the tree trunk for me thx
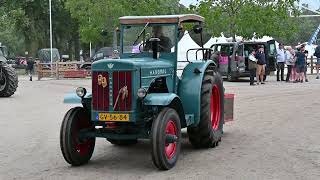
[73,30,80,61]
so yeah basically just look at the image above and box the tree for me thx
[0,7,25,56]
[65,0,187,47]
[194,0,299,42]
[281,4,320,45]
[1,0,79,58]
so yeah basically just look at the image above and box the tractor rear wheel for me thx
[0,65,18,97]
[151,107,181,170]
[188,68,224,148]
[107,139,138,146]
[60,107,95,166]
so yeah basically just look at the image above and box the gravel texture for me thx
[0,75,319,180]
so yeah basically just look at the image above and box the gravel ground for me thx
[0,75,319,180]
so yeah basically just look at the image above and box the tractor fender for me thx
[143,93,179,106]
[177,60,216,126]
[63,92,92,104]
[144,93,186,127]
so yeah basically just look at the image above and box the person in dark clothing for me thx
[303,49,309,82]
[248,49,257,86]
[314,44,320,79]
[255,46,266,85]
[26,57,34,81]
[295,45,306,83]
[144,26,172,53]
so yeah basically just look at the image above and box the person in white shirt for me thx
[276,43,286,81]
[248,49,258,86]
[285,46,295,82]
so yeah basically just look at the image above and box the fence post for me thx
[56,61,59,79]
[37,62,41,80]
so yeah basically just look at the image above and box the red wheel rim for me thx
[165,120,177,160]
[210,84,221,130]
[72,115,94,156]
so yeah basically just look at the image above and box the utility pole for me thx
[49,0,53,75]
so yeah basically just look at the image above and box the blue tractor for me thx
[61,14,225,170]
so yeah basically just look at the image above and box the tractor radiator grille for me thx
[92,72,109,111]
[112,71,132,111]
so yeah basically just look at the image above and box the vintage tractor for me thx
[61,14,225,170]
[0,45,18,97]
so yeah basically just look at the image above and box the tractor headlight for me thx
[76,87,87,98]
[137,88,147,98]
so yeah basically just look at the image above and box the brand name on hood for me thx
[149,69,167,76]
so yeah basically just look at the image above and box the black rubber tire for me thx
[107,139,138,146]
[60,107,95,166]
[227,72,237,82]
[0,65,18,97]
[227,72,233,82]
[151,107,181,170]
[187,67,224,148]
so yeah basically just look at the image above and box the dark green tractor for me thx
[0,45,18,97]
[61,14,225,170]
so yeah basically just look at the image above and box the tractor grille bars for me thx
[92,71,132,112]
[112,71,132,111]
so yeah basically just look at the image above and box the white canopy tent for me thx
[172,31,202,77]
[204,37,217,48]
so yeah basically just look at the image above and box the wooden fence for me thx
[37,61,90,80]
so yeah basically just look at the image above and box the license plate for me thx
[98,113,129,121]
[239,67,245,72]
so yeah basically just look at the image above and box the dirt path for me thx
[0,76,319,180]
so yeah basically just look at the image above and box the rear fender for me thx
[178,60,216,127]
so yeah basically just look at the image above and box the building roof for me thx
[119,14,204,25]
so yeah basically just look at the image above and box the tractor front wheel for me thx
[188,68,224,148]
[60,107,95,166]
[151,107,181,170]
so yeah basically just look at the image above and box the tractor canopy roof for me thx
[119,14,204,25]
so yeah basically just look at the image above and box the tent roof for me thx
[120,14,204,24]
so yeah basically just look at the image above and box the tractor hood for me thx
[92,57,173,72]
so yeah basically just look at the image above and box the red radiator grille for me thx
[113,71,132,111]
[92,72,109,111]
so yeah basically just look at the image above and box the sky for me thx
[180,0,320,11]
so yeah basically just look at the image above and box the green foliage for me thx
[0,7,25,55]
[65,0,187,45]
[195,0,299,42]
[1,0,79,57]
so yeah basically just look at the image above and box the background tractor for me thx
[61,14,225,170]
[0,45,18,97]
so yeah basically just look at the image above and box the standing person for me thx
[276,43,285,81]
[26,57,34,81]
[304,49,309,82]
[248,49,257,86]
[285,46,295,82]
[255,45,266,85]
[291,60,297,82]
[314,44,320,79]
[295,45,306,83]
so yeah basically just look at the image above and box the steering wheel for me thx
[138,40,168,53]
[138,41,148,52]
